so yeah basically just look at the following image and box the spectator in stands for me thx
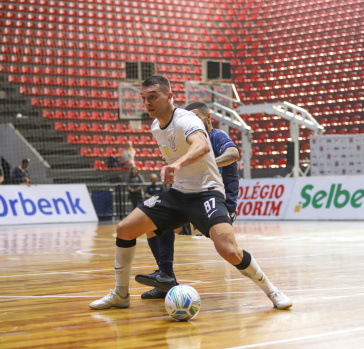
[144,173,164,199]
[127,166,144,209]
[11,159,31,185]
[0,164,4,184]
[121,142,136,170]
[107,156,120,169]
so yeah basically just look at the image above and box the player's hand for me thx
[161,164,180,186]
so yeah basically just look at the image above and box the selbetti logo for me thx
[294,183,364,212]
[0,191,86,217]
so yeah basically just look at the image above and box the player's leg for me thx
[209,223,292,310]
[135,230,177,295]
[89,208,158,310]
[146,231,160,269]
[136,231,168,299]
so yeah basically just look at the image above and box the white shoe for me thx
[89,290,130,310]
[268,291,292,310]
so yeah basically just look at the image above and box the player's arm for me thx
[161,131,210,185]
[215,147,240,167]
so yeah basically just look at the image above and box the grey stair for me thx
[44,154,92,169]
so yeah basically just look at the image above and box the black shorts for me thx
[138,188,232,237]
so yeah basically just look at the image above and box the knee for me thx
[223,249,243,265]
[116,220,131,239]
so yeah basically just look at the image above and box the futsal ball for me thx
[165,285,201,321]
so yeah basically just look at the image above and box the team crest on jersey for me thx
[144,196,161,208]
[168,137,178,152]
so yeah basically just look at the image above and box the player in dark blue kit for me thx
[186,102,240,222]
[138,174,176,299]
[135,102,240,298]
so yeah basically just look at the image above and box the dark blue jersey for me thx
[209,128,239,215]
[145,184,164,197]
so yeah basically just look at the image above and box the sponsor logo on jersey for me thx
[185,126,203,139]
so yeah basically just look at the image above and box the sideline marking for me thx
[225,327,364,349]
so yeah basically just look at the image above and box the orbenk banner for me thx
[0,184,98,225]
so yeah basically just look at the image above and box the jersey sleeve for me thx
[177,112,206,141]
[211,130,237,157]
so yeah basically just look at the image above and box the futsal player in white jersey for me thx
[90,75,292,311]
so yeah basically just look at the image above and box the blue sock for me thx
[147,236,160,269]
[158,230,175,277]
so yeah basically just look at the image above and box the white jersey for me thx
[151,108,225,196]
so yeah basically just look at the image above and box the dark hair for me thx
[142,75,171,93]
[185,102,210,115]
[22,158,30,165]
[128,166,143,181]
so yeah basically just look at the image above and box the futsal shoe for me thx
[141,287,167,299]
[89,290,130,310]
[135,270,177,292]
[268,291,292,310]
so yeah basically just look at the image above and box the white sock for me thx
[114,245,136,297]
[238,255,278,295]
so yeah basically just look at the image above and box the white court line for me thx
[0,260,226,278]
[225,327,364,349]
[2,246,364,277]
[2,290,364,300]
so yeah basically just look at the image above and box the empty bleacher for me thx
[0,0,363,179]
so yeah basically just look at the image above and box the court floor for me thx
[1,220,364,349]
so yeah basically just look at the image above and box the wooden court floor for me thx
[1,220,364,349]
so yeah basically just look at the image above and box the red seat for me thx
[129,135,140,145]
[143,161,155,171]
[262,159,274,168]
[116,124,127,132]
[300,144,310,153]
[92,135,104,144]
[104,112,117,120]
[79,123,91,132]
[55,122,67,131]
[67,135,79,144]
[250,159,260,169]
[117,135,128,144]
[142,148,153,157]
[105,147,117,157]
[140,136,154,145]
[140,124,151,133]
[31,98,42,107]
[337,128,348,134]
[94,160,106,170]
[154,148,162,157]
[257,134,269,143]
[80,135,92,144]
[155,161,164,170]
[134,161,143,170]
[349,127,359,134]
[67,111,78,119]
[43,110,54,119]
[67,122,79,132]
[93,147,105,157]
[263,146,275,154]
[92,112,103,120]
[80,111,91,120]
[80,147,92,157]
[105,135,117,144]
[277,158,287,167]
[351,115,361,124]
[104,123,116,132]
